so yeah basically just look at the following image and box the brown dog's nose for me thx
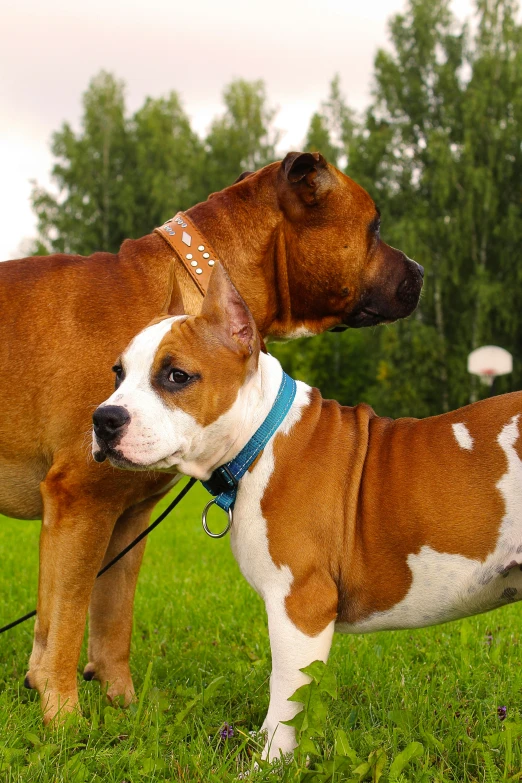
[416,263,425,279]
[93,405,130,443]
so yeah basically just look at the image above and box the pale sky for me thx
[1,0,476,260]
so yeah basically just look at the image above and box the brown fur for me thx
[260,393,519,636]
[0,154,421,722]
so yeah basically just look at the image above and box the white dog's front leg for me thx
[260,595,335,762]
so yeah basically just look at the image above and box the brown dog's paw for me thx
[82,662,135,707]
[82,663,96,682]
[41,691,80,726]
[105,677,135,708]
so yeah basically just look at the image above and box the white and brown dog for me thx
[93,265,522,760]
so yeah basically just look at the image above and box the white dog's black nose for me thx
[93,405,130,443]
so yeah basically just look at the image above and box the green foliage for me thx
[203,79,279,192]
[128,93,206,237]
[33,71,130,254]
[269,661,426,782]
[305,113,340,167]
[388,741,424,780]
[271,330,382,409]
[283,660,337,759]
[305,75,355,167]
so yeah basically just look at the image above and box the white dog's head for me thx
[92,265,262,479]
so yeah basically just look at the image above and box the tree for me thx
[29,16,522,418]
[32,72,130,255]
[31,75,279,256]
[128,94,205,237]
[304,75,356,168]
[290,0,522,417]
[203,79,280,192]
[367,0,522,409]
[305,112,340,168]
[32,72,204,256]
[273,329,383,408]
[354,0,466,412]
[457,0,522,396]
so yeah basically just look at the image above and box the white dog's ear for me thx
[201,263,258,356]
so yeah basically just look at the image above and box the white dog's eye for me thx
[168,369,190,385]
[112,364,125,390]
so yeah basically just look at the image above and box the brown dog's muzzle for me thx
[342,248,424,329]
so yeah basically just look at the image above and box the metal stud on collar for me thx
[202,499,233,539]
[154,212,221,297]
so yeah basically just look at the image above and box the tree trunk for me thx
[433,273,449,412]
[102,116,111,249]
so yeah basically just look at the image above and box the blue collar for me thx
[202,371,297,514]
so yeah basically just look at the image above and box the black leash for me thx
[0,477,197,635]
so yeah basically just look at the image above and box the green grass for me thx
[1,481,522,781]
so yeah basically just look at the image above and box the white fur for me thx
[277,325,317,340]
[452,422,474,451]
[337,414,522,633]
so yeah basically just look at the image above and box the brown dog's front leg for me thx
[26,461,122,724]
[84,492,169,705]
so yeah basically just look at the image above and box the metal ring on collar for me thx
[201,499,233,539]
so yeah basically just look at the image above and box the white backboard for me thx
[468,345,513,379]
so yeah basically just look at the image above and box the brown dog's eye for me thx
[168,369,190,385]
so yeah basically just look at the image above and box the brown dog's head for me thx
[271,151,424,336]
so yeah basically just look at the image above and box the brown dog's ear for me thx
[201,263,258,357]
[282,151,329,204]
[233,170,255,184]
[284,151,327,183]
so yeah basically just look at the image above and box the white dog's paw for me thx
[260,722,297,763]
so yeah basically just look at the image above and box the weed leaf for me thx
[301,660,327,682]
[335,729,358,762]
[389,741,424,780]
[369,748,387,782]
[387,709,415,733]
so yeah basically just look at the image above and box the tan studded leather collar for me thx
[154,212,219,297]
[154,211,269,354]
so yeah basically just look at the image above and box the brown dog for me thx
[0,152,423,722]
